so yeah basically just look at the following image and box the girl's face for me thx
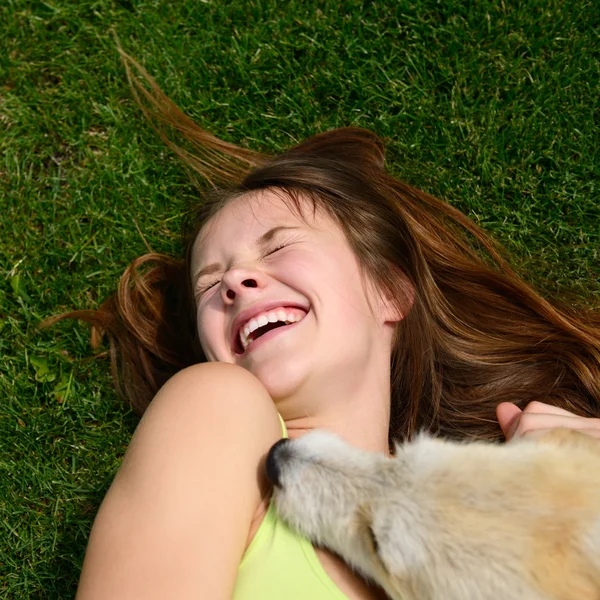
[190,189,399,401]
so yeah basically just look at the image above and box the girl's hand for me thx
[496,401,600,441]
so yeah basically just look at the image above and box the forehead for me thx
[193,190,318,256]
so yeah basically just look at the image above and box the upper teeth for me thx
[240,309,304,350]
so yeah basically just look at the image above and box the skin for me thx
[496,401,600,441]
[191,189,407,456]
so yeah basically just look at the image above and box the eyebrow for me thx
[193,225,301,284]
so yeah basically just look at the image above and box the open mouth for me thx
[234,309,309,356]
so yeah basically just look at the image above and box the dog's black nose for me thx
[266,438,291,487]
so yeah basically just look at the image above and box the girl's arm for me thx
[76,362,282,600]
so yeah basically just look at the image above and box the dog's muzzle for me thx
[266,438,292,487]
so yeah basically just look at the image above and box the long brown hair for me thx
[45,51,600,443]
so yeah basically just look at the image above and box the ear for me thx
[377,273,415,325]
[356,503,379,555]
[356,503,390,577]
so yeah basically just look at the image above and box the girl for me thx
[58,54,600,599]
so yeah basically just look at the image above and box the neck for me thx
[278,356,392,457]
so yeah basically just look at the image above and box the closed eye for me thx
[196,243,290,296]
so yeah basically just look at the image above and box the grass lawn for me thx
[1,0,598,596]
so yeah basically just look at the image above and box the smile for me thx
[234,310,309,357]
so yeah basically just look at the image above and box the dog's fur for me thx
[267,428,600,600]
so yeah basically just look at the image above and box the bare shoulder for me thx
[147,361,281,435]
[120,361,283,477]
[76,362,283,600]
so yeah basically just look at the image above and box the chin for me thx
[250,360,311,401]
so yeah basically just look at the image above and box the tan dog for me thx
[266,428,600,600]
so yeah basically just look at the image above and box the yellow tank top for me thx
[232,414,349,599]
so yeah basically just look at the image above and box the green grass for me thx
[1,0,599,596]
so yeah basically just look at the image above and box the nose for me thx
[223,277,258,302]
[266,438,291,487]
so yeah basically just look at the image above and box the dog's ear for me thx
[356,504,384,567]
[367,524,380,556]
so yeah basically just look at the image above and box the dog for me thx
[266,428,600,600]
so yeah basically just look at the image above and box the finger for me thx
[512,414,600,439]
[519,427,600,441]
[496,403,522,440]
[521,401,581,418]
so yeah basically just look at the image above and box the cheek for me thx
[319,252,370,314]
[195,305,223,359]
